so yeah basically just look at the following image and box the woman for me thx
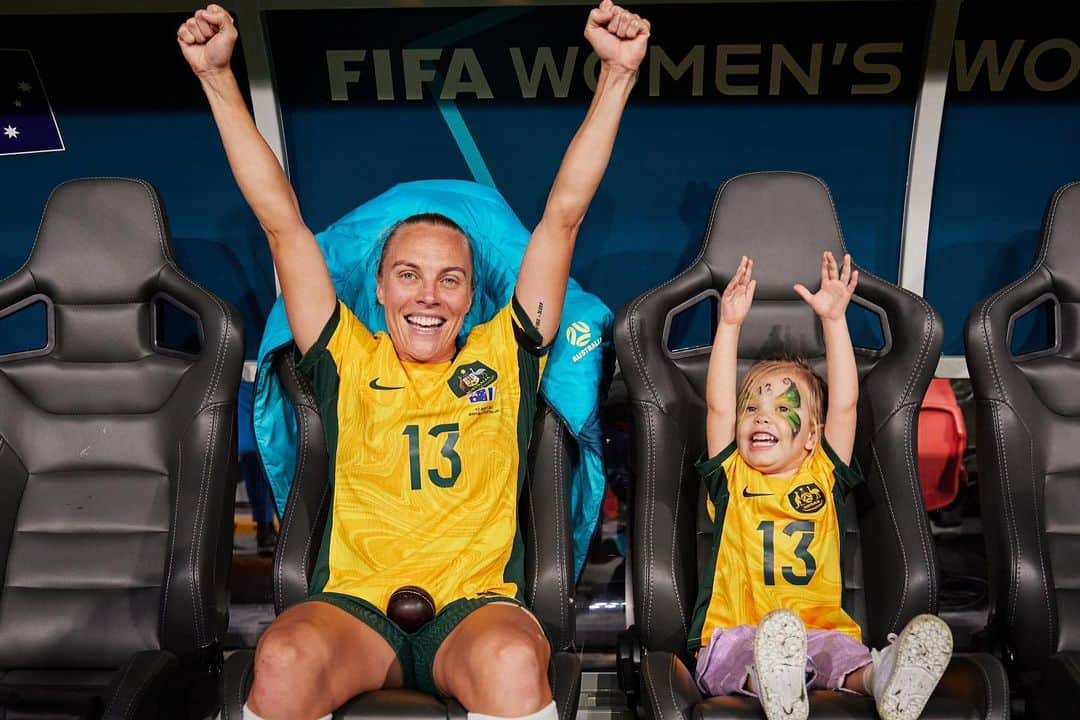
[178,3,649,720]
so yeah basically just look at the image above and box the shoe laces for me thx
[870,633,898,663]
[871,630,941,710]
[869,633,899,698]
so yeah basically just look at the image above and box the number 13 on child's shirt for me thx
[756,519,816,586]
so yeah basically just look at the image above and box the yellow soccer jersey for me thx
[688,442,864,651]
[296,298,547,613]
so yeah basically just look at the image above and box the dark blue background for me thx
[8,3,1074,362]
[926,2,1080,356]
[268,1,928,350]
[0,14,275,360]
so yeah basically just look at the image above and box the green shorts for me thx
[307,592,529,695]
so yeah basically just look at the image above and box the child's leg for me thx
[863,615,953,720]
[693,625,757,696]
[841,664,869,695]
[804,630,872,693]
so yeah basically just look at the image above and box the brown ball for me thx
[387,585,435,633]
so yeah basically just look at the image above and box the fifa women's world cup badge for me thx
[788,483,826,514]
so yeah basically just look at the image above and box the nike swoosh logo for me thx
[369,378,405,391]
[742,488,773,498]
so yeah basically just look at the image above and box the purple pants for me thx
[695,625,872,697]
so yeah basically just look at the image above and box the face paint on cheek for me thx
[783,409,802,437]
[778,379,802,437]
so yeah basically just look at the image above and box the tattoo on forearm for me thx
[534,301,544,330]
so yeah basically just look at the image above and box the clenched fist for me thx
[584,0,651,75]
[177,4,237,77]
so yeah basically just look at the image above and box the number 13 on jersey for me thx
[757,519,817,586]
[403,423,462,489]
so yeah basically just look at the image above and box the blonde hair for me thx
[737,358,827,435]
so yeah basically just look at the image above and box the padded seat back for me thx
[0,178,242,669]
[965,181,1080,672]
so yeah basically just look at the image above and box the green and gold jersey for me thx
[296,299,547,613]
[688,442,864,651]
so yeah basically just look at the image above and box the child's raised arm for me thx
[706,256,756,456]
[794,251,859,463]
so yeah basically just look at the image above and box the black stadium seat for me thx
[0,178,243,718]
[965,180,1080,719]
[219,350,582,720]
[614,172,1008,720]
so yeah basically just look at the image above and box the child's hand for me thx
[794,251,858,321]
[720,256,756,326]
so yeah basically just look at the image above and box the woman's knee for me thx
[253,620,332,688]
[465,627,551,712]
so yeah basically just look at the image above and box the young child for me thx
[688,253,953,720]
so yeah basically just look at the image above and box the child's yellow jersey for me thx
[297,299,546,613]
[688,442,863,651]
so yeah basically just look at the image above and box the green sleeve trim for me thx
[510,295,550,356]
[296,302,342,375]
[695,442,737,477]
[822,440,865,493]
[695,442,736,501]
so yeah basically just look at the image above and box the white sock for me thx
[468,699,558,720]
[242,703,331,720]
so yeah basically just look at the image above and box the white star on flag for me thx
[1,51,64,156]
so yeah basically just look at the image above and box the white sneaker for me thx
[869,614,953,720]
[752,609,809,720]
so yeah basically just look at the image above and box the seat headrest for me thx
[1042,182,1080,302]
[27,178,172,304]
[700,172,847,296]
[696,172,849,359]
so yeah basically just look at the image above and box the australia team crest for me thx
[448,361,498,398]
[788,483,826,514]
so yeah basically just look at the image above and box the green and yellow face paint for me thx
[775,378,802,437]
[740,374,805,439]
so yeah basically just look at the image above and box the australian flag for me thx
[1,49,64,157]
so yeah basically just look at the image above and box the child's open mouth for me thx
[750,432,779,449]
